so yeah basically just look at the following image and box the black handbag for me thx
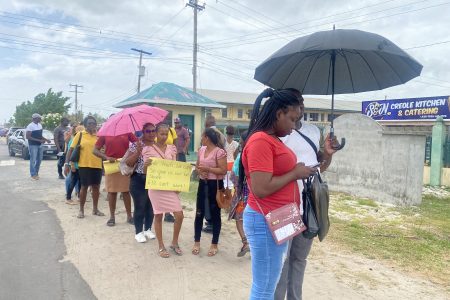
[311,172,330,241]
[302,178,320,239]
[69,132,82,163]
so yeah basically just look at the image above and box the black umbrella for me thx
[254,28,423,149]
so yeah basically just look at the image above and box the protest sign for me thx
[145,158,192,192]
[362,96,450,121]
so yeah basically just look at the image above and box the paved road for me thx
[0,138,95,300]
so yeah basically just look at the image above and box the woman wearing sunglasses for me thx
[126,123,157,243]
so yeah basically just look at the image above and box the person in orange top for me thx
[240,89,317,299]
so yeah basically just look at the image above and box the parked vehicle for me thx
[6,127,22,144]
[8,129,57,160]
[0,128,8,137]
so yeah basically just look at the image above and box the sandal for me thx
[158,248,170,258]
[191,244,200,255]
[77,211,85,219]
[207,246,219,257]
[106,218,115,226]
[92,210,105,216]
[237,243,250,257]
[170,245,183,256]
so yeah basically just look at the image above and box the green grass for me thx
[357,198,378,207]
[328,193,450,286]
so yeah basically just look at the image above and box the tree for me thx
[13,89,71,126]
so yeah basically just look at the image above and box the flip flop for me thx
[92,210,105,216]
[191,245,200,255]
[207,247,219,257]
[77,211,85,219]
[158,248,170,258]
[170,245,183,256]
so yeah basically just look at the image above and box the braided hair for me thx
[238,88,301,190]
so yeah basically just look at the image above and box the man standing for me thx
[26,113,50,180]
[174,118,190,162]
[54,117,70,179]
[93,133,137,226]
[275,93,337,300]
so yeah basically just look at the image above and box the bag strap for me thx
[294,129,317,154]
[247,177,297,214]
[76,132,82,146]
[151,144,166,159]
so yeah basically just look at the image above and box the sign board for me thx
[145,158,192,192]
[362,96,450,121]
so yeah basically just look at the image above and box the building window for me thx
[247,109,253,119]
[222,108,228,118]
[303,113,308,121]
[310,113,319,121]
[327,114,334,122]
[237,108,243,119]
[205,109,212,117]
[321,113,325,121]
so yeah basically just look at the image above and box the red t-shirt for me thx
[242,131,299,215]
[95,133,137,158]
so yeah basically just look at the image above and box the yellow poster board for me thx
[103,160,120,175]
[145,158,192,192]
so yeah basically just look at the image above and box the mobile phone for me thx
[308,162,321,168]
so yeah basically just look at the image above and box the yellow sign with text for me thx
[145,158,192,192]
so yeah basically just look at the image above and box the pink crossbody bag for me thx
[249,182,306,245]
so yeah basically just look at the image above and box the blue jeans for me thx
[65,171,80,200]
[243,205,289,300]
[29,145,43,177]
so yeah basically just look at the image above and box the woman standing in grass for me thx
[142,123,184,258]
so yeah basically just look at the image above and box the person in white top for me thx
[26,113,50,180]
[224,125,239,189]
[275,90,337,300]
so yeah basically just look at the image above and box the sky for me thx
[0,0,449,123]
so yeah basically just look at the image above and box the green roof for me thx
[114,82,226,109]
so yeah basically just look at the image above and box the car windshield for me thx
[43,130,53,140]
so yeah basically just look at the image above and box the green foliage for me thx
[13,89,71,126]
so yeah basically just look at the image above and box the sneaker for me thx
[58,175,65,180]
[135,232,147,243]
[31,176,38,181]
[144,229,156,240]
[164,213,175,223]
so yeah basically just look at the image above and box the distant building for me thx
[197,88,361,135]
[115,82,361,152]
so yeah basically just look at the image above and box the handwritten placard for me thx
[145,158,192,192]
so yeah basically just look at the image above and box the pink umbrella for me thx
[97,105,168,137]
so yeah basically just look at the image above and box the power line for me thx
[203,0,449,50]
[201,0,402,46]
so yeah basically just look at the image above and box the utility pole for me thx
[186,0,205,93]
[69,84,83,121]
[131,48,152,93]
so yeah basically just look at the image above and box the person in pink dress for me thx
[142,123,184,258]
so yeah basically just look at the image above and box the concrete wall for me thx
[324,113,426,205]
[423,166,450,186]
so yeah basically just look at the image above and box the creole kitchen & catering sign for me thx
[362,96,450,121]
